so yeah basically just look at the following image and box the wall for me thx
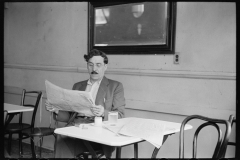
[4,2,236,158]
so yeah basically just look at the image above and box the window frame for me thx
[88,2,176,55]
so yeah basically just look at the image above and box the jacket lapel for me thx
[79,80,88,91]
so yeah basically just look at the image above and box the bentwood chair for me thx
[179,115,231,159]
[21,111,57,158]
[5,90,42,157]
[226,115,236,158]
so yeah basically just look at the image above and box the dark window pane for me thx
[89,2,176,54]
[94,2,168,46]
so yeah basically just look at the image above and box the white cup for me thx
[94,117,102,127]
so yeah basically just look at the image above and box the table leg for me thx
[151,135,169,158]
[82,140,98,158]
[116,147,122,158]
[4,113,15,128]
[134,143,138,158]
[54,135,57,158]
[4,148,10,158]
[4,113,16,157]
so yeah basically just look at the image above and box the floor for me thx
[4,138,54,158]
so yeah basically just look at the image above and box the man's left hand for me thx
[90,105,104,117]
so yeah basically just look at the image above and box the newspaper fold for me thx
[45,80,95,116]
[103,118,165,148]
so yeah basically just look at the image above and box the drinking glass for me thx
[108,112,118,125]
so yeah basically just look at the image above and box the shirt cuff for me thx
[55,110,59,114]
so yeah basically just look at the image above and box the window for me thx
[89,2,176,54]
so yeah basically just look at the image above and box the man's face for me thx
[87,56,107,83]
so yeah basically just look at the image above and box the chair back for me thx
[226,115,236,157]
[19,89,42,128]
[179,115,231,159]
[228,115,236,127]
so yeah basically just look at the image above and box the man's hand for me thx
[45,100,59,114]
[90,105,104,117]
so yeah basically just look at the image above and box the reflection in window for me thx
[95,8,110,25]
[94,2,168,46]
[90,2,176,54]
[132,4,144,18]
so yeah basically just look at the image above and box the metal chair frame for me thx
[226,115,236,158]
[21,98,57,158]
[21,125,57,158]
[5,89,42,157]
[179,115,231,159]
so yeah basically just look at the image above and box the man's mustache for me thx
[91,71,98,74]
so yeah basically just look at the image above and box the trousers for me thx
[54,117,115,158]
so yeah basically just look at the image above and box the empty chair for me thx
[226,115,236,158]
[179,115,231,159]
[21,113,57,158]
[5,90,42,157]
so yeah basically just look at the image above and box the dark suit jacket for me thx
[55,76,125,124]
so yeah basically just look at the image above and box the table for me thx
[54,117,192,158]
[4,103,34,126]
[4,103,34,113]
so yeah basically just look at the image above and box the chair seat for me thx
[22,127,55,137]
[5,123,31,132]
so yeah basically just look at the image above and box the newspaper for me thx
[45,80,95,116]
[103,117,165,148]
[102,118,133,136]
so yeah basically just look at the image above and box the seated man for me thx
[45,49,126,158]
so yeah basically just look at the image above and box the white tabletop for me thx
[4,103,34,113]
[54,117,192,147]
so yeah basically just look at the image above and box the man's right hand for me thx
[45,100,59,114]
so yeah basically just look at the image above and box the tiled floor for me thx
[4,139,54,158]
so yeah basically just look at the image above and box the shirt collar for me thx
[87,78,102,85]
